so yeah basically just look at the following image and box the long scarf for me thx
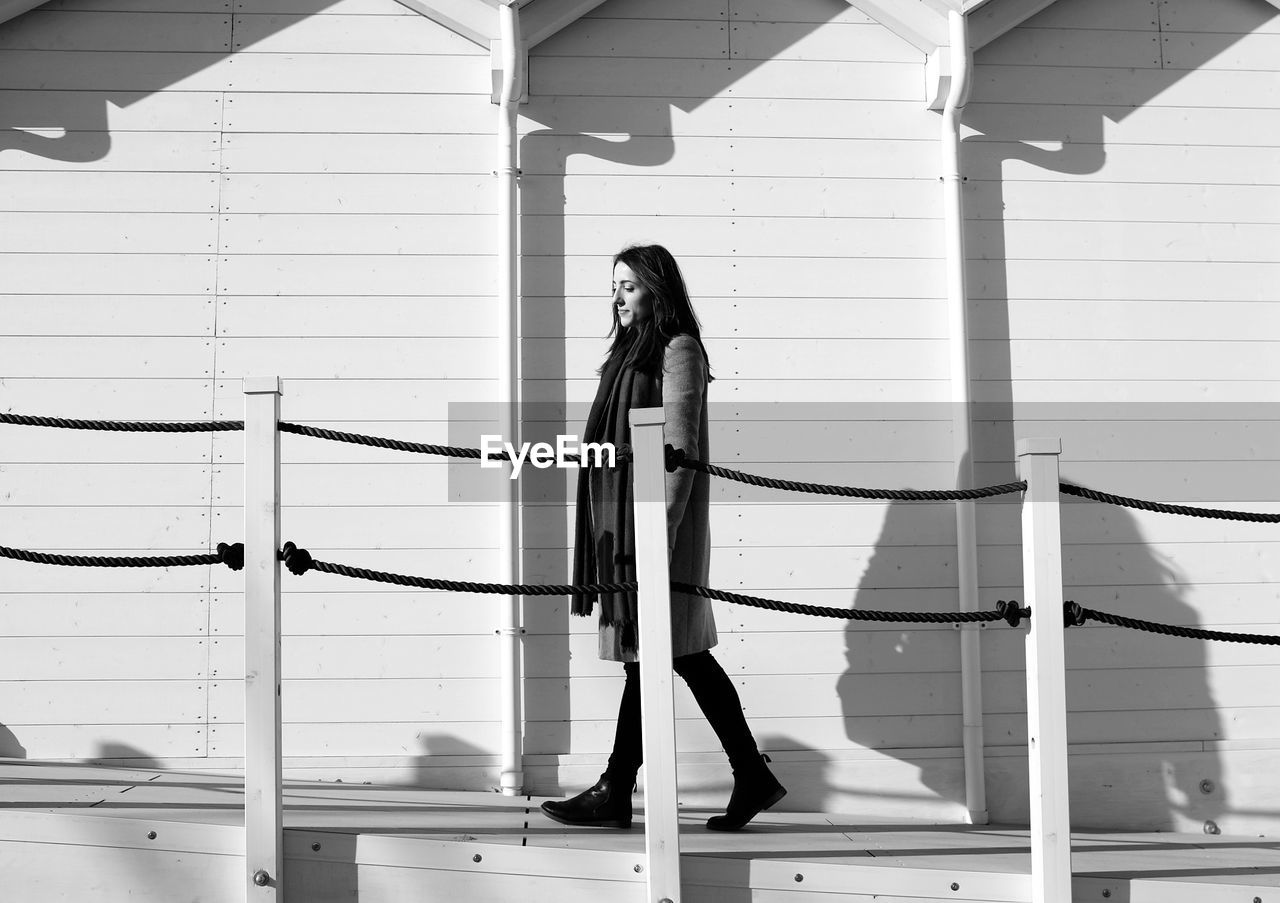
[570,350,659,653]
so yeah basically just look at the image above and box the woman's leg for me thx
[605,661,643,783]
[674,649,786,830]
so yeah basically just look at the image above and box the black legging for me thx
[605,649,760,783]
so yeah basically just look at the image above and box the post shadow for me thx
[0,724,26,758]
[515,0,850,772]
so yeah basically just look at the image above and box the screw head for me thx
[634,864,643,873]
[146,831,157,840]
[1204,820,1221,835]
[252,870,270,887]
[951,882,961,891]
[794,874,804,882]
[1103,891,1111,899]
[312,842,321,852]
[1200,779,1216,794]
[472,853,483,863]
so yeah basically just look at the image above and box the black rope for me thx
[664,446,1026,501]
[279,543,1028,625]
[1059,481,1280,523]
[0,413,242,432]
[1064,601,1280,644]
[0,542,244,571]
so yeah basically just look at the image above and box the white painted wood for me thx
[730,20,923,62]
[0,637,208,680]
[974,182,1280,224]
[2,254,217,294]
[629,407,682,903]
[534,14,724,58]
[972,65,1280,108]
[217,254,493,296]
[216,337,496,379]
[243,376,283,901]
[218,213,491,255]
[220,174,494,214]
[0,594,206,636]
[1017,438,1071,903]
[845,0,946,53]
[0,296,213,335]
[969,0,1071,51]
[222,92,491,133]
[0,173,220,212]
[232,12,480,54]
[0,132,220,171]
[0,11,232,51]
[0,724,209,758]
[220,133,492,174]
[391,0,495,48]
[223,51,487,93]
[4,680,206,724]
[0,212,218,253]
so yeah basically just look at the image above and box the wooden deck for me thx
[2,760,1279,902]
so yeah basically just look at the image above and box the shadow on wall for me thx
[92,741,164,770]
[516,0,855,777]
[0,0,348,160]
[0,723,26,758]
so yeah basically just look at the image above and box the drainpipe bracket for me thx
[490,40,529,104]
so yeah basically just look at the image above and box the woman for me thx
[541,244,785,832]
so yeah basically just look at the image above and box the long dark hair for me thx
[602,244,713,379]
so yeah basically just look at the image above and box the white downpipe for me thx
[941,9,988,825]
[496,0,524,796]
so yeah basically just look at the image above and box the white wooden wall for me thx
[1,0,1278,834]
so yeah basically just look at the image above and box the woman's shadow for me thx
[838,493,1224,831]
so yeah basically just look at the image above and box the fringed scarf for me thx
[570,350,660,653]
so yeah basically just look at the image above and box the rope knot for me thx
[996,599,1029,628]
[664,443,686,473]
[280,541,314,576]
[1063,601,1087,627]
[216,542,245,571]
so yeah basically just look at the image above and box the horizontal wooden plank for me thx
[530,57,923,101]
[2,506,214,548]
[973,299,1280,341]
[220,132,492,174]
[975,221,1280,263]
[729,21,921,62]
[207,591,499,637]
[979,339,1279,382]
[587,0,729,21]
[5,723,207,758]
[0,50,234,92]
[1160,1,1280,34]
[985,142,1279,189]
[971,64,1280,108]
[222,90,490,132]
[0,297,213,335]
[0,337,213,377]
[0,130,220,172]
[0,172,219,213]
[220,173,493,214]
[232,12,479,54]
[209,677,500,724]
[2,253,217,293]
[214,336,496,379]
[521,215,942,259]
[207,720,499,757]
[218,213,493,255]
[210,377,495,419]
[0,637,207,679]
[974,380,1280,405]
[217,253,494,295]
[40,0,232,12]
[0,213,218,254]
[522,95,939,140]
[225,52,488,93]
[209,635,498,680]
[1015,0,1160,31]
[0,11,232,52]
[971,259,1280,302]
[217,296,495,336]
[0,424,214,464]
[978,28,1161,68]
[533,17,729,59]
[5,680,206,724]
[0,594,207,636]
[0,464,211,505]
[729,0,871,24]
[0,88,223,133]
[971,182,1280,225]
[223,0,414,13]
[1163,32,1280,71]
[965,103,1280,148]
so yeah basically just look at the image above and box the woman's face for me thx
[612,262,652,328]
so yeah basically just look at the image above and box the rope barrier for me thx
[0,542,245,570]
[1063,601,1280,645]
[664,447,1026,501]
[279,543,1028,626]
[0,413,242,432]
[1059,481,1280,523]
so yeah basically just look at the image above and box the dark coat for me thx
[598,334,717,661]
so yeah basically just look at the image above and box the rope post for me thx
[629,407,683,903]
[243,377,283,902]
[1017,437,1071,903]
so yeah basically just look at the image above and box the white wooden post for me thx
[1017,438,1071,903]
[629,407,682,903]
[243,377,283,901]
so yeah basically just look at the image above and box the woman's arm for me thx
[662,334,706,550]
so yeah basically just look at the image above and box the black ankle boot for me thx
[541,774,633,829]
[706,754,786,831]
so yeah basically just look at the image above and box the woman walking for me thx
[541,244,785,832]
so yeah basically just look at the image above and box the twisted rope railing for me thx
[278,543,1029,626]
[0,413,242,432]
[0,542,245,570]
[663,447,1026,501]
[1064,601,1280,645]
[1059,481,1280,523]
